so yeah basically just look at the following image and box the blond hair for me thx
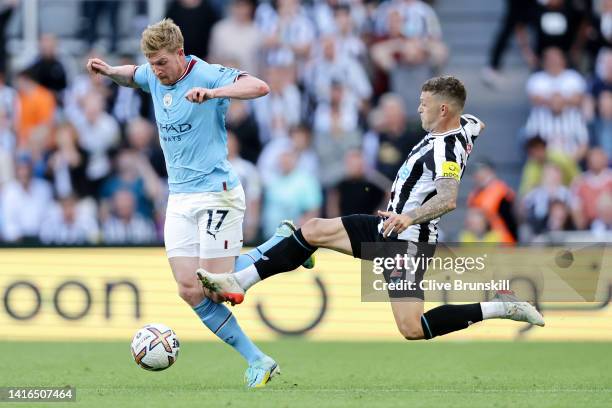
[140,18,184,56]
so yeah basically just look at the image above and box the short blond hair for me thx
[140,18,184,57]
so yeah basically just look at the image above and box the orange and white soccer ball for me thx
[130,323,180,371]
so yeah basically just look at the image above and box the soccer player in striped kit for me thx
[201,75,545,341]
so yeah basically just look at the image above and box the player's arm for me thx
[86,58,137,88]
[185,75,269,103]
[379,178,459,237]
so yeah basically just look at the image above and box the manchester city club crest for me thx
[163,93,172,107]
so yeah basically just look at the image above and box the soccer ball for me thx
[130,323,180,371]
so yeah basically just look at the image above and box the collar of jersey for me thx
[429,125,462,137]
[165,56,197,87]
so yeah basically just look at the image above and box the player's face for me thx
[418,91,441,132]
[146,48,186,85]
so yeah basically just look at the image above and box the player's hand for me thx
[86,58,114,76]
[185,87,216,103]
[378,210,413,237]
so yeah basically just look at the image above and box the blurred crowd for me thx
[464,0,612,244]
[0,0,609,246]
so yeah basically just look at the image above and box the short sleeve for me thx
[432,137,465,182]
[460,114,482,137]
[208,64,245,89]
[133,64,152,93]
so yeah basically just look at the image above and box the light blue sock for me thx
[193,298,265,364]
[234,232,287,270]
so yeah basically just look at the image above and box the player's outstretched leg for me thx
[233,220,315,271]
[199,219,337,304]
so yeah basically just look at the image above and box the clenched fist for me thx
[185,87,217,103]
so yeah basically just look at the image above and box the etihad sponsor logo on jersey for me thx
[157,122,192,137]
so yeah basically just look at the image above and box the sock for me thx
[234,232,288,270]
[193,298,265,364]
[480,301,507,319]
[253,229,317,280]
[421,303,483,339]
[233,264,261,291]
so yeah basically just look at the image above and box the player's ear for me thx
[177,48,185,57]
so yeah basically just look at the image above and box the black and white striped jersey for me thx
[378,114,483,243]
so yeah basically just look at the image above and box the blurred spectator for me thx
[45,122,89,199]
[363,93,425,181]
[27,33,68,103]
[0,0,18,75]
[226,97,261,163]
[14,69,56,149]
[332,4,367,60]
[467,161,518,243]
[305,34,372,105]
[0,71,19,129]
[81,0,121,53]
[262,149,322,237]
[0,106,15,187]
[526,47,585,109]
[125,117,166,179]
[166,0,220,59]
[371,0,447,72]
[584,49,612,121]
[1,155,53,242]
[521,164,578,237]
[571,148,612,229]
[208,0,261,75]
[257,0,315,67]
[69,93,120,197]
[530,0,584,61]
[102,189,157,244]
[313,79,359,135]
[253,65,301,142]
[100,150,163,219]
[373,0,447,110]
[545,199,576,233]
[327,149,386,218]
[39,195,99,245]
[518,136,579,196]
[109,55,150,127]
[228,130,261,244]
[585,0,612,67]
[313,80,362,188]
[458,208,502,243]
[591,192,612,235]
[525,47,588,161]
[482,0,537,87]
[592,90,612,158]
[258,123,318,184]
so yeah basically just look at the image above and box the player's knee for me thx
[397,320,425,341]
[302,218,334,247]
[177,283,202,307]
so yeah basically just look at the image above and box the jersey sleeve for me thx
[460,114,482,137]
[207,64,245,89]
[432,136,466,182]
[133,63,152,93]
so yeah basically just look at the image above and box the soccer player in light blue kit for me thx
[86,18,285,387]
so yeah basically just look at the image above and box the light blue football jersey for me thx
[134,55,241,194]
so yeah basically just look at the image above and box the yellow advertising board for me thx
[0,248,611,341]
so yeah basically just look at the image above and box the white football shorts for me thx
[164,186,245,259]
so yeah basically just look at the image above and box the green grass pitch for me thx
[2,341,611,407]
